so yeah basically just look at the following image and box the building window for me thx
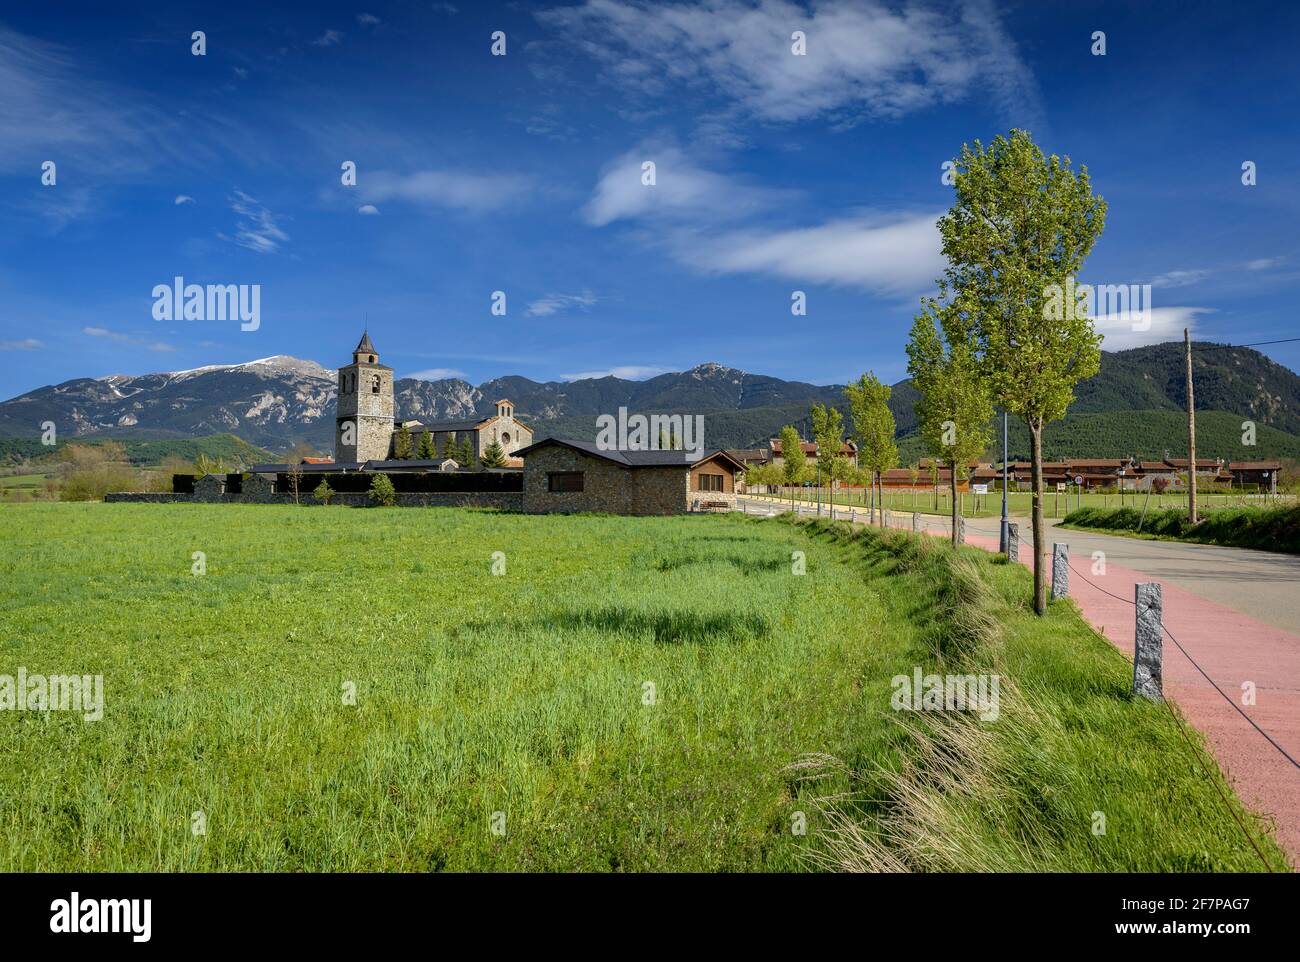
[696,473,725,492]
[547,471,584,493]
[502,431,511,445]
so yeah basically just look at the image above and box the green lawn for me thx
[0,503,1282,871]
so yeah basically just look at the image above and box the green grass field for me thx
[0,503,1283,871]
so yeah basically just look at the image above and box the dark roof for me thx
[515,437,744,471]
[406,418,488,433]
[728,448,770,462]
[354,329,376,354]
[251,462,364,474]
[364,459,460,471]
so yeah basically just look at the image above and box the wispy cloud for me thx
[357,204,380,215]
[561,365,669,381]
[360,169,534,213]
[583,143,783,227]
[357,13,382,27]
[311,29,344,47]
[0,338,43,351]
[1247,257,1284,270]
[222,190,289,254]
[526,291,599,316]
[174,194,195,206]
[1151,269,1208,288]
[83,327,176,352]
[537,0,1041,127]
[406,367,466,381]
[1092,306,1214,351]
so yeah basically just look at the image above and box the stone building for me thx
[335,330,395,463]
[397,398,533,464]
[332,331,532,463]
[516,438,743,515]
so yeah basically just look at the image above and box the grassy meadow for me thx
[0,503,1284,871]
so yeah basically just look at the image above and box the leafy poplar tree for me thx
[845,372,897,524]
[907,295,993,548]
[810,403,844,504]
[778,424,806,508]
[938,129,1106,612]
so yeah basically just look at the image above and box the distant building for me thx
[516,438,744,514]
[333,331,532,463]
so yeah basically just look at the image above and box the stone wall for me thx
[105,490,522,510]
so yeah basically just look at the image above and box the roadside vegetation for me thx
[788,516,1286,872]
[0,503,1281,871]
[1062,504,1300,555]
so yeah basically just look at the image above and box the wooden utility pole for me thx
[1184,328,1198,524]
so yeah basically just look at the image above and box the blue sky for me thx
[2,0,1299,398]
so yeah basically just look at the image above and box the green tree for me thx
[459,438,478,469]
[417,430,436,460]
[810,403,844,510]
[440,432,457,460]
[481,440,507,468]
[845,373,897,524]
[368,473,396,507]
[907,295,993,547]
[313,479,335,505]
[394,424,414,460]
[779,425,806,508]
[938,129,1106,612]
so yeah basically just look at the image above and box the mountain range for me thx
[2,343,1298,462]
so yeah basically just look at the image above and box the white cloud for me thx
[83,327,176,352]
[406,367,466,381]
[357,204,380,215]
[174,194,195,205]
[0,338,42,351]
[537,0,1040,126]
[1247,257,1283,270]
[1091,306,1214,351]
[311,30,344,47]
[526,291,599,316]
[361,169,533,213]
[1151,269,1207,288]
[561,365,669,381]
[223,190,289,253]
[357,13,382,26]
[683,213,944,294]
[583,144,782,227]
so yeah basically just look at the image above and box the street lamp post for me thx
[999,409,1009,554]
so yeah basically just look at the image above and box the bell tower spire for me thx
[336,329,393,462]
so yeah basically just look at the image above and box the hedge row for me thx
[1061,504,1300,554]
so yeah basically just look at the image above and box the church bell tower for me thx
[335,330,394,463]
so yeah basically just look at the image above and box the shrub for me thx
[368,473,396,507]
[313,479,335,505]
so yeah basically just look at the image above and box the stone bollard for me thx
[1133,583,1164,701]
[1051,543,1069,600]
[1006,522,1019,563]
[851,509,857,524]
[912,512,920,533]
[956,515,965,545]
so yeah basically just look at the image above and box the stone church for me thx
[334,331,533,463]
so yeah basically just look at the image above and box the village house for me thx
[516,438,744,515]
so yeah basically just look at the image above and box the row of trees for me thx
[752,131,1106,616]
[390,426,509,469]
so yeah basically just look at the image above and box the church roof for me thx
[354,329,377,354]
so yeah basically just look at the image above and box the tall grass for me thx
[787,517,1287,872]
